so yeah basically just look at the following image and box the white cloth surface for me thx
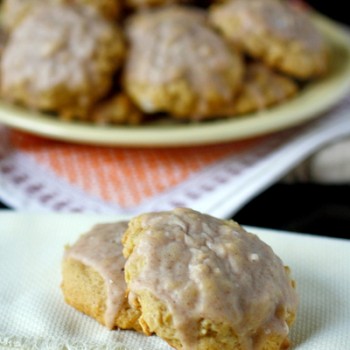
[1,212,350,349]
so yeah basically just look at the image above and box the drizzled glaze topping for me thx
[1,3,123,107]
[211,0,326,52]
[64,221,128,329]
[125,6,244,112]
[125,208,298,350]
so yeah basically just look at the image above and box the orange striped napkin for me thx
[1,96,350,218]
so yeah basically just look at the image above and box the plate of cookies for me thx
[0,0,350,146]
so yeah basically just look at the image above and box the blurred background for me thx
[0,0,349,240]
[233,2,350,240]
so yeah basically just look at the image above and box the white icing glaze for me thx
[212,0,326,52]
[1,3,121,106]
[65,221,128,329]
[125,6,243,111]
[126,208,298,349]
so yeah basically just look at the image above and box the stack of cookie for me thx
[0,0,329,124]
[61,207,298,350]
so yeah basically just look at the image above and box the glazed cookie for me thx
[221,62,299,116]
[70,0,122,20]
[0,0,39,30]
[123,6,244,120]
[0,25,8,58]
[0,3,125,119]
[126,0,190,10]
[61,221,141,331]
[122,208,298,350]
[209,0,329,80]
[90,92,144,125]
[0,0,121,30]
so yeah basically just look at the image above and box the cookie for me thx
[71,0,122,20]
[122,208,298,350]
[126,0,190,10]
[209,0,329,80]
[0,0,121,30]
[123,6,244,120]
[0,3,124,119]
[61,221,141,331]
[90,92,144,125]
[0,25,8,58]
[0,0,39,30]
[220,62,299,116]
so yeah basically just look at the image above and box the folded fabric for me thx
[1,95,350,218]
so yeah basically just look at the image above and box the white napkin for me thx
[1,212,350,349]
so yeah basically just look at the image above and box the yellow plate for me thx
[0,13,350,147]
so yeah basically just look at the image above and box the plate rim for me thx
[0,13,350,147]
